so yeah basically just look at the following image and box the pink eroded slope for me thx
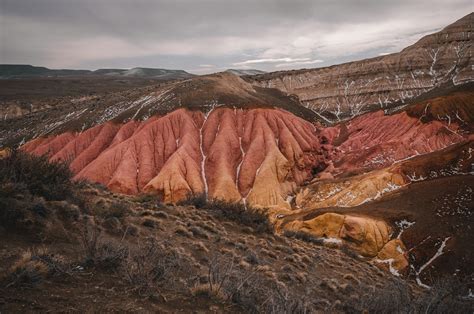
[22,107,467,206]
[22,108,325,206]
[320,110,465,176]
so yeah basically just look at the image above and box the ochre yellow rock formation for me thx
[376,239,409,274]
[296,170,406,209]
[284,213,345,238]
[282,213,392,258]
[340,215,391,257]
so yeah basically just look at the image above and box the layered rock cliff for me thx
[248,13,473,122]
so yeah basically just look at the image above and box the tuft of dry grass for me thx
[175,225,192,237]
[3,248,69,288]
[190,283,227,301]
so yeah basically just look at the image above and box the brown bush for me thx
[3,248,69,287]
[122,239,189,296]
[0,149,75,201]
[79,221,127,270]
[177,194,272,233]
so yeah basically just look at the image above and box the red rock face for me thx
[320,109,465,177]
[22,102,469,208]
[22,108,326,207]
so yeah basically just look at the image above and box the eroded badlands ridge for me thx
[248,13,473,122]
[22,98,469,209]
[22,108,327,208]
[19,83,473,279]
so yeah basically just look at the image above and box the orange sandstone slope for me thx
[22,107,327,208]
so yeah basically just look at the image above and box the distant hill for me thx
[0,64,195,80]
[0,64,91,78]
[225,69,266,76]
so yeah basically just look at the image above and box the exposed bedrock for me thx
[319,108,467,178]
[20,100,472,277]
[280,212,409,272]
[248,13,473,122]
[21,102,470,212]
[22,107,327,207]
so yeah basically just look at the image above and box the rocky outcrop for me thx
[281,212,408,272]
[22,107,326,207]
[376,239,409,276]
[296,140,473,210]
[319,107,467,178]
[248,13,473,122]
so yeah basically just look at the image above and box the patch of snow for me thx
[415,237,451,289]
[199,108,214,197]
[407,172,426,182]
[375,258,400,277]
[396,219,415,239]
[323,238,342,244]
[235,135,245,187]
[358,181,404,206]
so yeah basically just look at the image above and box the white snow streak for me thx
[200,109,214,196]
[415,237,451,289]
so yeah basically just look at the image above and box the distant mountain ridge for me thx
[0,64,195,80]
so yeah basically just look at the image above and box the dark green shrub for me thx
[176,193,208,208]
[204,199,272,233]
[0,149,74,200]
[177,193,272,233]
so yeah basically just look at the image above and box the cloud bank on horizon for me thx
[0,0,471,74]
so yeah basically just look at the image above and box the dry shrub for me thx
[415,277,473,314]
[142,218,160,229]
[0,149,74,201]
[344,277,473,313]
[195,252,313,313]
[189,226,210,239]
[134,193,163,205]
[3,248,68,287]
[176,193,207,208]
[91,200,130,220]
[191,283,227,300]
[177,194,272,233]
[340,244,362,260]
[122,239,189,296]
[205,200,272,233]
[153,211,169,219]
[79,220,127,270]
[175,225,192,237]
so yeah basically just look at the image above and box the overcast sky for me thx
[0,0,471,74]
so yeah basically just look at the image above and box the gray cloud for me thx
[0,0,471,73]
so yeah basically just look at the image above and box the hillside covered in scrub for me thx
[0,151,472,312]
